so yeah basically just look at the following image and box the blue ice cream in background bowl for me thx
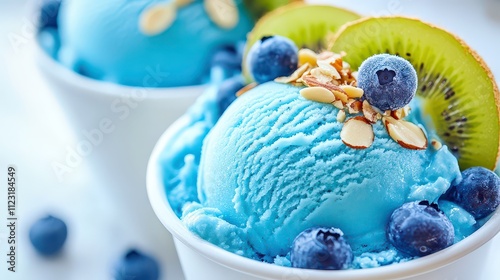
[39,0,255,87]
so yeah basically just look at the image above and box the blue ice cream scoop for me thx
[197,82,461,257]
[57,0,254,87]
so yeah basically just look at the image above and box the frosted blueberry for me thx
[247,35,298,84]
[388,201,454,257]
[444,166,500,219]
[291,227,353,270]
[357,54,418,111]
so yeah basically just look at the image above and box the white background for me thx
[1,0,500,279]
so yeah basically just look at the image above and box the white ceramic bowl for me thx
[147,116,500,280]
[36,45,205,239]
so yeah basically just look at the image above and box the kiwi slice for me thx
[330,16,500,170]
[243,0,304,20]
[242,3,361,82]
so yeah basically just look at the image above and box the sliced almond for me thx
[332,89,349,104]
[402,106,411,118]
[298,49,318,67]
[139,3,177,36]
[362,100,380,123]
[302,75,344,94]
[204,0,238,29]
[341,116,374,149]
[317,51,335,60]
[340,85,364,98]
[384,117,428,150]
[236,82,257,97]
[347,100,363,114]
[351,71,359,81]
[174,0,194,7]
[317,57,341,80]
[390,109,403,120]
[390,106,411,120]
[275,63,311,84]
[431,139,443,150]
[332,57,344,72]
[310,68,334,84]
[337,110,346,123]
[332,100,345,109]
[300,87,336,104]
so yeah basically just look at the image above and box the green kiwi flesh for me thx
[243,0,304,20]
[331,17,500,170]
[243,3,360,82]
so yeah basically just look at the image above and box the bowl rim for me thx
[146,115,500,280]
[35,42,207,99]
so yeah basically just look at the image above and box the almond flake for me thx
[317,57,341,80]
[310,68,334,84]
[302,75,339,91]
[362,100,380,123]
[317,51,335,60]
[347,100,363,114]
[332,57,344,72]
[402,106,411,118]
[300,87,336,104]
[236,82,257,97]
[340,85,364,98]
[275,63,311,84]
[337,110,346,123]
[174,0,194,6]
[332,100,344,109]
[139,3,177,36]
[390,109,403,120]
[383,117,428,150]
[431,139,443,150]
[298,49,318,67]
[204,0,238,29]
[390,106,411,120]
[341,116,374,149]
[351,71,359,81]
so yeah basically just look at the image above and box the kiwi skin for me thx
[330,16,500,170]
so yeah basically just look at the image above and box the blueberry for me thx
[115,249,160,280]
[291,227,353,270]
[211,43,244,72]
[216,76,245,116]
[357,54,418,111]
[388,201,454,257]
[29,215,68,256]
[39,0,62,30]
[444,167,500,219]
[247,35,298,84]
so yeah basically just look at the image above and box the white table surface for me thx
[0,0,499,279]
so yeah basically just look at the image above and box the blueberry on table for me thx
[29,215,68,256]
[444,166,500,219]
[388,201,454,257]
[291,227,353,270]
[115,249,160,280]
[39,0,62,30]
[357,54,418,111]
[216,75,245,116]
[247,35,298,84]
